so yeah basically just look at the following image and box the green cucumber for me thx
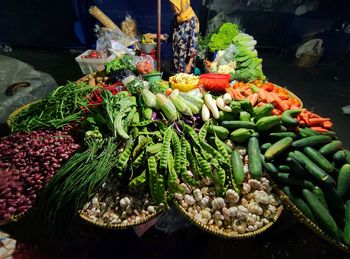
[231,150,245,185]
[270,132,297,140]
[337,164,350,199]
[275,173,314,190]
[283,186,315,222]
[230,128,253,144]
[221,120,256,130]
[208,125,229,140]
[253,103,274,121]
[319,140,342,157]
[260,142,272,153]
[294,151,335,185]
[302,189,340,240]
[256,115,281,131]
[270,125,288,132]
[239,111,251,121]
[343,201,350,245]
[322,185,345,229]
[286,157,306,179]
[281,109,301,127]
[260,154,278,175]
[292,135,332,148]
[333,150,350,164]
[219,111,237,121]
[299,127,319,137]
[312,186,329,211]
[303,146,335,174]
[248,136,262,179]
[264,137,293,160]
[319,131,337,139]
[278,164,291,173]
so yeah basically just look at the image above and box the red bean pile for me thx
[0,127,81,220]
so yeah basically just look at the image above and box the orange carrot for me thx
[235,89,245,100]
[310,126,328,132]
[272,109,282,115]
[308,118,331,126]
[323,121,333,129]
[299,120,306,126]
[226,88,235,98]
[290,104,300,110]
[258,88,267,102]
[299,114,310,125]
[266,92,275,103]
[246,94,253,102]
[250,93,259,106]
[270,92,289,111]
[257,101,266,107]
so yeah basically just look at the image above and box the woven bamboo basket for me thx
[173,200,283,239]
[79,209,162,230]
[277,188,350,253]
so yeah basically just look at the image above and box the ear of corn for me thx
[169,95,193,117]
[156,94,178,121]
[141,89,157,108]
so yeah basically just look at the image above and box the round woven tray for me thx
[276,188,350,253]
[173,199,283,239]
[79,209,162,230]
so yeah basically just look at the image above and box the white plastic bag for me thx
[0,55,57,123]
[296,39,324,58]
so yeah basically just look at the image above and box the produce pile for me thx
[202,23,265,82]
[1,24,350,252]
[0,126,80,220]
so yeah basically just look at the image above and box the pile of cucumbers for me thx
[208,99,350,246]
[260,127,350,245]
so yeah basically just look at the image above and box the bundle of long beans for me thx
[10,82,97,132]
[39,137,119,229]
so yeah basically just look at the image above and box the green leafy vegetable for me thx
[208,23,239,52]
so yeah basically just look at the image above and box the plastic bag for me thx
[223,44,236,63]
[0,55,57,123]
[135,55,155,74]
[95,25,138,55]
[296,39,324,58]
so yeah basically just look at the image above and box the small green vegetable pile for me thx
[208,23,240,52]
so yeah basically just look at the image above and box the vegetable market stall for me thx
[1,22,350,257]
